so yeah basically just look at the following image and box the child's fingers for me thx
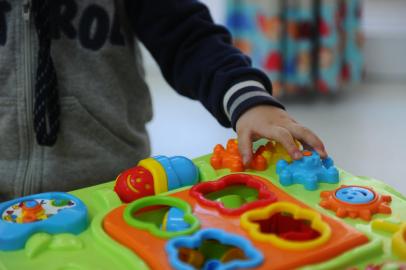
[258,126,302,160]
[288,124,327,158]
[237,130,253,165]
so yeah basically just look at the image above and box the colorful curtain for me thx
[226,0,364,97]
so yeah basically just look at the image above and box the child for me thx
[0,0,326,201]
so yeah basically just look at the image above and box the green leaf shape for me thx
[25,233,53,258]
[25,233,83,259]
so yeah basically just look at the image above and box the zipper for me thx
[22,0,35,195]
[23,0,30,21]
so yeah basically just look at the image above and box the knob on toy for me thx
[114,156,199,203]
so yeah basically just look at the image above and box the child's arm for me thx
[125,0,326,162]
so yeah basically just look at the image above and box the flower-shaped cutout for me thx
[241,202,331,250]
[123,196,200,238]
[166,228,263,270]
[190,174,277,215]
[320,185,392,221]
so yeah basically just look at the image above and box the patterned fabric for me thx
[226,0,364,96]
[32,0,60,146]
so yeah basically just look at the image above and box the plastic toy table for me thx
[0,140,405,270]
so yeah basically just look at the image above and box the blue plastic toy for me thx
[335,186,375,204]
[203,259,222,270]
[154,155,199,190]
[0,192,88,251]
[276,150,339,190]
[165,228,263,270]
[162,207,190,232]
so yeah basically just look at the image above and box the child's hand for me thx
[236,105,327,165]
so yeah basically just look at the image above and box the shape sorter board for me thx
[103,174,369,270]
[0,145,405,270]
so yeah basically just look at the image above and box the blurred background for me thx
[144,0,406,195]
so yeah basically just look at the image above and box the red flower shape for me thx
[190,174,277,215]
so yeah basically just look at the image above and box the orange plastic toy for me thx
[210,139,269,172]
[210,139,302,172]
[211,139,246,172]
[319,185,392,221]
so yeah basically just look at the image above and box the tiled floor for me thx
[145,67,406,195]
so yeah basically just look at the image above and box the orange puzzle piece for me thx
[210,139,301,172]
[210,139,268,172]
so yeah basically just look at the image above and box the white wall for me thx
[363,0,406,79]
[200,0,225,23]
[363,0,406,36]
